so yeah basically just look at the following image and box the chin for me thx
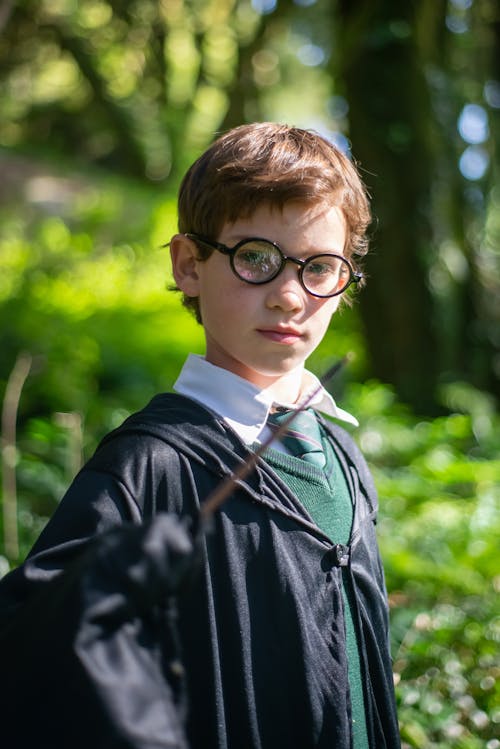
[249,362,304,383]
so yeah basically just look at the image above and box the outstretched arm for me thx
[0,513,196,749]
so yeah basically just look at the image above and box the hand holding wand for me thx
[199,353,354,522]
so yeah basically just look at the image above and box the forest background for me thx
[0,1,499,747]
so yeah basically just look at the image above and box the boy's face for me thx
[171,201,347,399]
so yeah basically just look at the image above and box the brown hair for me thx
[174,122,371,319]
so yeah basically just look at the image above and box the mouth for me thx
[256,327,302,345]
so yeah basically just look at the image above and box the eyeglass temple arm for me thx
[185,233,230,254]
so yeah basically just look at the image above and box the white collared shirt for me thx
[173,354,358,446]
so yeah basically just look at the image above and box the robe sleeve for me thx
[0,461,195,749]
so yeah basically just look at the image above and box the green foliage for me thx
[0,173,201,556]
[344,382,500,748]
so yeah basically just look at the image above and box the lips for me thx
[257,327,302,344]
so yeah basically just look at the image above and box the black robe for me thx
[0,394,400,749]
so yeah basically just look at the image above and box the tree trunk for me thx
[335,0,444,412]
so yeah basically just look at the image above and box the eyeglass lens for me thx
[232,240,352,297]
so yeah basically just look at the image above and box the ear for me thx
[170,234,201,297]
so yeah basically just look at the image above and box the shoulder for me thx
[85,392,248,505]
[95,393,220,458]
[114,392,216,433]
[85,393,215,478]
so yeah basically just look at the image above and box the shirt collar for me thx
[173,354,358,445]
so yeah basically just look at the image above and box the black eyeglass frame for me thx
[185,233,363,298]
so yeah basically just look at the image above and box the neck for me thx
[261,367,305,405]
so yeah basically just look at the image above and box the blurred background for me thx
[0,1,499,746]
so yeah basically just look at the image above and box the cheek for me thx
[308,298,339,335]
[199,282,247,328]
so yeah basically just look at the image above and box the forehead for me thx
[226,197,341,221]
[220,201,347,249]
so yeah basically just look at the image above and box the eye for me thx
[305,260,334,277]
[238,249,268,268]
[234,241,282,278]
[304,256,344,278]
[302,255,353,295]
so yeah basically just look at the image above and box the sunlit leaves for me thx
[334,373,500,747]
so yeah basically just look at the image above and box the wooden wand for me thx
[199,353,354,522]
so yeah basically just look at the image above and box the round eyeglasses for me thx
[185,233,363,298]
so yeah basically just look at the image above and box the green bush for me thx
[345,382,500,748]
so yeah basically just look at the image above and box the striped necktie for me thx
[267,408,326,468]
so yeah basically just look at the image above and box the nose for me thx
[265,264,305,312]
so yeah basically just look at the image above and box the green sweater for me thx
[263,428,369,749]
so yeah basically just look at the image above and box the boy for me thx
[0,123,400,748]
